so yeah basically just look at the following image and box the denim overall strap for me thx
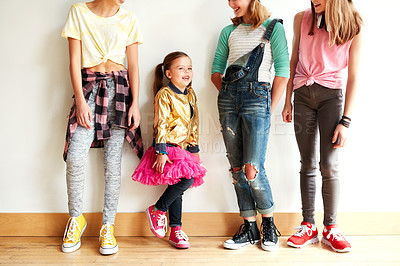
[222,18,283,85]
[222,45,264,83]
[262,18,283,43]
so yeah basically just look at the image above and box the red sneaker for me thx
[146,205,167,238]
[322,224,351,253]
[287,221,319,248]
[169,226,190,249]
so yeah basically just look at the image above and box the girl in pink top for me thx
[282,0,363,253]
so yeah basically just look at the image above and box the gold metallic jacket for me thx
[153,84,199,153]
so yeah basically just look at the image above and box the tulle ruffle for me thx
[132,146,206,188]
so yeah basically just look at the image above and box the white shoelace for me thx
[174,230,189,241]
[326,228,346,241]
[100,223,114,246]
[293,224,313,237]
[63,217,80,242]
[157,214,168,234]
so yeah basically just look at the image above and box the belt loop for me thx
[250,82,253,92]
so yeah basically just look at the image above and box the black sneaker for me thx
[261,217,281,251]
[223,220,261,249]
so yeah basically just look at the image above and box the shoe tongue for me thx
[262,218,273,226]
[157,209,166,215]
[172,226,181,232]
[245,220,256,226]
[326,224,338,230]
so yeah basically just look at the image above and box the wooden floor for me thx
[1,236,400,265]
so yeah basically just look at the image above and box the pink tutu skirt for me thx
[132,146,206,188]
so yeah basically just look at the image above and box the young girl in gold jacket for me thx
[132,51,206,249]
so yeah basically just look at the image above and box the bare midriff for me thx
[86,59,126,73]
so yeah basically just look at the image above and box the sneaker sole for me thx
[62,222,87,253]
[287,236,319,248]
[223,240,260,250]
[146,207,165,238]
[261,239,279,252]
[321,237,351,253]
[100,245,118,255]
[169,240,190,249]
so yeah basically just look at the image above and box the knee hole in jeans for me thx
[244,163,258,181]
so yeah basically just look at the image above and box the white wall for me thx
[1,0,399,214]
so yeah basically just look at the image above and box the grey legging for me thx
[66,78,125,224]
[294,83,343,226]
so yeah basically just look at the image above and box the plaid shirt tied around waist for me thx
[63,69,143,161]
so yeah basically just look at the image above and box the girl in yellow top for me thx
[132,51,206,249]
[61,0,143,255]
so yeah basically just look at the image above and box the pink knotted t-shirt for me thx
[293,9,353,90]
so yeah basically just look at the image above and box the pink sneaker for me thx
[146,205,167,238]
[322,224,351,253]
[287,221,319,248]
[169,226,190,249]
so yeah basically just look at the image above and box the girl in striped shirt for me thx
[211,0,289,251]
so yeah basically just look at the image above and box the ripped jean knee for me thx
[244,163,259,181]
[231,164,275,215]
[229,165,275,216]
[231,164,262,187]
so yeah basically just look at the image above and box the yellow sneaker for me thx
[99,223,118,255]
[62,214,87,253]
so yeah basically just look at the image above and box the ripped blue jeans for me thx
[218,81,274,217]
